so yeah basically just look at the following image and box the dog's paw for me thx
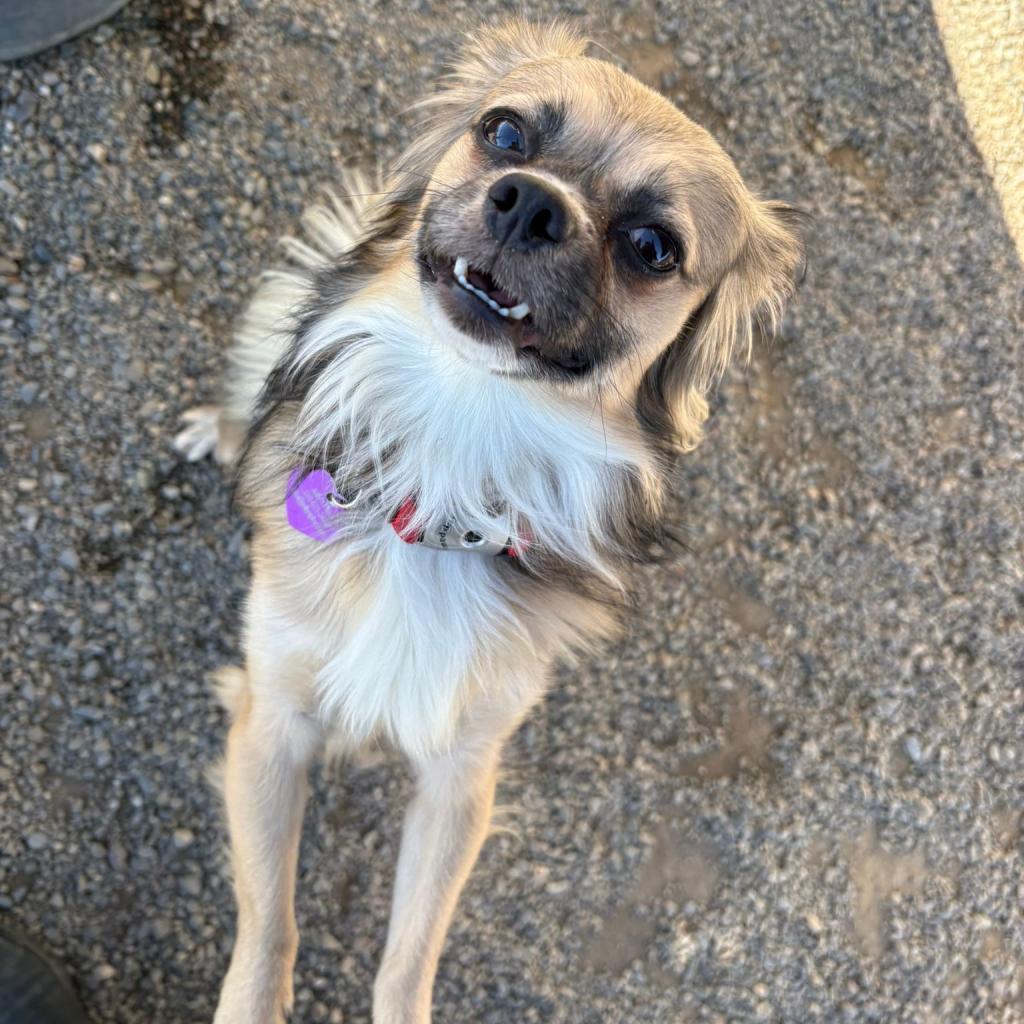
[173,405,222,462]
[173,405,242,465]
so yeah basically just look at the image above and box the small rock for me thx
[180,874,203,897]
[904,735,923,763]
[86,143,108,164]
[135,273,162,292]
[681,49,701,67]
[172,828,195,849]
[9,91,38,124]
[58,548,80,571]
[108,841,127,870]
[26,832,48,851]
[145,63,162,86]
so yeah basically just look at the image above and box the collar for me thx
[284,469,528,558]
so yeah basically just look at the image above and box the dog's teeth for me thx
[451,257,529,320]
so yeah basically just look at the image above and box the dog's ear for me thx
[637,200,807,452]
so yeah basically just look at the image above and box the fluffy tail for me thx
[223,168,379,425]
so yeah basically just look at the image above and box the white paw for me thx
[173,405,243,465]
[173,405,223,462]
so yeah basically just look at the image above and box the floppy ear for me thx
[637,200,807,452]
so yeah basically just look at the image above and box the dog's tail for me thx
[223,167,380,426]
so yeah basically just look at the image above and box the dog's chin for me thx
[418,250,595,381]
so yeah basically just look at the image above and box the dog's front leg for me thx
[213,668,321,1024]
[373,684,543,1024]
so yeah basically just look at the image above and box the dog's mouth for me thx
[452,256,532,322]
[422,252,592,377]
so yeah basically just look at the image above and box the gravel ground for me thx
[2,1,1022,1022]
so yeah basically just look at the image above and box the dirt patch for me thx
[586,906,658,973]
[625,38,678,91]
[612,15,730,137]
[825,143,887,196]
[145,2,233,150]
[680,692,776,780]
[736,346,858,488]
[711,578,774,635]
[633,825,720,904]
[586,825,719,975]
[992,805,1021,852]
[846,825,928,960]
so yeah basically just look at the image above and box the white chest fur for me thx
[242,265,658,757]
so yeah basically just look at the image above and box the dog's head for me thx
[389,23,804,450]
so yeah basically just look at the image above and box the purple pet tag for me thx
[285,469,348,542]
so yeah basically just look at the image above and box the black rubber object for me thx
[0,0,129,61]
[0,924,90,1024]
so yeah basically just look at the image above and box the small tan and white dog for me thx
[175,21,803,1024]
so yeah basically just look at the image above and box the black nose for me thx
[486,173,569,251]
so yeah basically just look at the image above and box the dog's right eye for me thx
[482,115,525,154]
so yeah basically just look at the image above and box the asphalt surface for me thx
[2,2,1022,1022]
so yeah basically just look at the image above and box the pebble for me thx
[180,875,203,897]
[58,548,80,571]
[172,828,195,849]
[108,841,127,871]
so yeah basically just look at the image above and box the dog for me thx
[174,20,804,1024]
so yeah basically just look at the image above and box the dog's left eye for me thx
[627,226,679,272]
[482,115,525,154]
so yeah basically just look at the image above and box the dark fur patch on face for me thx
[416,184,644,380]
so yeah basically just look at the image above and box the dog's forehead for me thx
[493,57,714,161]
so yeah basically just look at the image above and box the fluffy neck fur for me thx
[279,257,665,584]
[241,254,667,755]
